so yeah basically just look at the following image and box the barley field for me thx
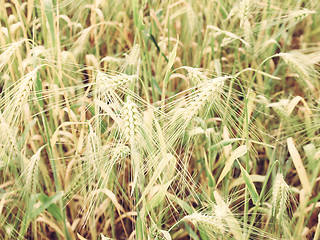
[0,0,320,239]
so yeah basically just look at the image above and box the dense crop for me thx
[0,0,320,239]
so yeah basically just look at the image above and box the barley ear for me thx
[271,173,290,224]
[121,96,142,195]
[24,145,46,194]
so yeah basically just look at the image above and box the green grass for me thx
[0,0,320,239]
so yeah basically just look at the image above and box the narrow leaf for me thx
[148,179,173,210]
[43,0,55,47]
[287,137,311,194]
[217,145,247,186]
[38,193,63,222]
[30,191,63,219]
[209,138,244,151]
[236,160,259,205]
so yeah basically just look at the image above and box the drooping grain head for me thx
[184,66,209,85]
[164,76,227,148]
[208,25,250,48]
[96,71,137,93]
[289,8,316,22]
[0,67,39,129]
[182,212,226,239]
[185,76,226,119]
[278,52,317,91]
[0,40,24,74]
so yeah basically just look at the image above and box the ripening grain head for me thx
[121,96,142,194]
[1,67,39,125]
[0,40,24,75]
[96,71,137,93]
[182,205,245,240]
[278,51,318,92]
[184,76,226,118]
[1,1,319,239]
[182,212,225,237]
[272,173,290,223]
[121,96,141,143]
[24,145,46,194]
[184,66,209,85]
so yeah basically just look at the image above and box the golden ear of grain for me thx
[287,137,311,194]
[182,207,243,239]
[239,0,250,27]
[0,112,19,155]
[207,25,250,48]
[121,96,141,143]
